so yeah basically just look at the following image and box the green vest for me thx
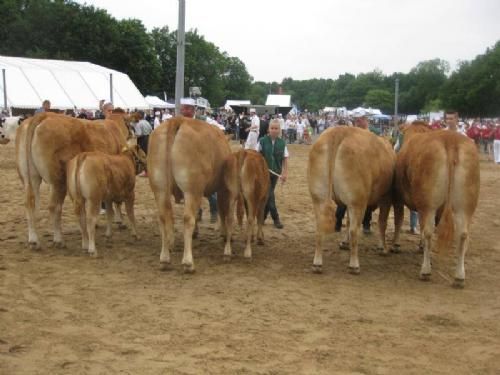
[259,136,286,174]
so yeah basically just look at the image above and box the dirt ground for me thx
[1,139,499,375]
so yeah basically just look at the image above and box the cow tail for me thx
[436,144,457,253]
[24,113,48,211]
[73,153,87,216]
[164,117,183,195]
[234,150,247,227]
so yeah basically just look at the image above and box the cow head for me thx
[0,118,9,145]
[122,144,147,175]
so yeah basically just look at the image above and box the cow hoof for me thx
[29,242,41,251]
[391,244,401,253]
[223,255,232,263]
[452,278,465,289]
[419,273,431,281]
[339,241,350,251]
[118,224,127,230]
[348,266,360,275]
[133,235,141,241]
[257,239,264,246]
[378,250,390,257]
[89,252,98,258]
[312,265,323,274]
[243,255,252,262]
[159,262,172,272]
[183,264,195,274]
[53,241,65,249]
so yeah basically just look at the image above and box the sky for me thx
[78,0,500,82]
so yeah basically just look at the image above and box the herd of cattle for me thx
[1,112,480,288]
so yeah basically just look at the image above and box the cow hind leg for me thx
[377,200,391,255]
[256,200,266,246]
[452,213,470,288]
[48,184,66,248]
[312,200,326,273]
[86,200,100,257]
[182,193,202,273]
[77,202,88,251]
[25,174,42,250]
[156,192,174,270]
[418,211,434,281]
[218,188,236,261]
[105,200,114,239]
[243,200,256,259]
[125,195,139,240]
[347,206,363,274]
[392,201,404,253]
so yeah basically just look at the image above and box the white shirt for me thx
[250,114,260,131]
[162,113,172,121]
[278,118,285,130]
[296,121,306,133]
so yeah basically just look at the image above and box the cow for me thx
[308,126,398,274]
[15,112,134,250]
[66,145,146,256]
[0,116,25,144]
[394,121,480,288]
[147,116,238,273]
[229,149,270,259]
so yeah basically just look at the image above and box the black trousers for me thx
[335,205,372,230]
[264,175,280,222]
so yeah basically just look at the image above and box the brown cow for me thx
[66,146,146,256]
[308,127,397,274]
[147,116,238,273]
[229,149,270,259]
[15,112,134,249]
[394,121,480,288]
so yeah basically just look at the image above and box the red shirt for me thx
[493,127,500,140]
[467,126,481,140]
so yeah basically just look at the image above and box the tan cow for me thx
[66,146,146,256]
[15,112,134,249]
[147,116,238,273]
[308,127,398,274]
[394,121,480,288]
[229,149,270,259]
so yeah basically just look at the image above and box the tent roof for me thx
[0,55,149,110]
[144,95,175,109]
[266,95,291,107]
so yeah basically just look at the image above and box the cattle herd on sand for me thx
[9,112,480,288]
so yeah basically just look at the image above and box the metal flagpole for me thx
[2,69,7,112]
[175,0,186,115]
[394,78,399,126]
[110,73,114,104]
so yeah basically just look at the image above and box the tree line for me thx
[1,0,498,116]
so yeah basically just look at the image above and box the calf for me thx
[230,149,270,259]
[66,146,146,256]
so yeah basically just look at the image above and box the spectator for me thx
[35,100,51,114]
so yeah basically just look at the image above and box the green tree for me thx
[364,89,394,113]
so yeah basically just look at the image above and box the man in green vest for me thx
[256,119,289,229]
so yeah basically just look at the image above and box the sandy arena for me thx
[1,140,499,374]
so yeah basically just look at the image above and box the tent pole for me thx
[2,69,7,113]
[110,73,114,105]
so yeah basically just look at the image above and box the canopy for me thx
[224,100,250,111]
[144,95,175,109]
[266,94,291,107]
[0,55,149,110]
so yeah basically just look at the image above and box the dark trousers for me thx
[264,175,280,222]
[137,135,149,155]
[208,193,217,217]
[335,205,372,230]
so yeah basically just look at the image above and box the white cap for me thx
[353,110,367,118]
[180,98,196,106]
[250,108,256,113]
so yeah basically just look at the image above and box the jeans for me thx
[410,210,418,230]
[264,175,280,222]
[335,205,372,230]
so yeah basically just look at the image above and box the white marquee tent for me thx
[0,55,149,111]
[144,95,175,109]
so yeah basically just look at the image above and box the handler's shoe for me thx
[274,220,284,229]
